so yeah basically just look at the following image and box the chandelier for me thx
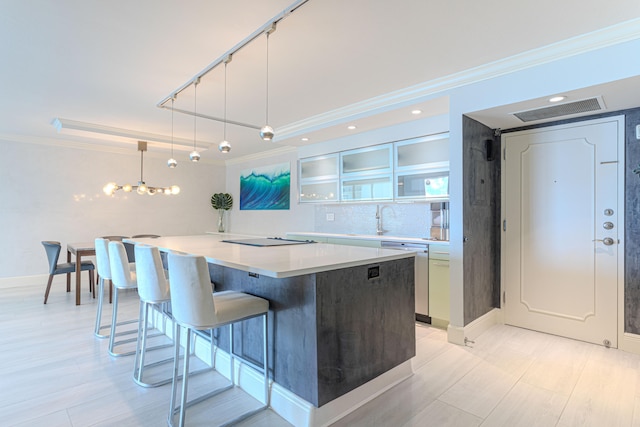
[103,141,180,196]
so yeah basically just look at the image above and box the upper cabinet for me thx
[340,144,393,201]
[299,133,449,203]
[395,135,449,201]
[299,154,339,202]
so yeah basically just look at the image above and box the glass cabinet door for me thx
[300,154,339,180]
[394,134,450,200]
[300,182,339,202]
[395,135,449,170]
[299,154,339,203]
[341,175,393,201]
[341,144,392,175]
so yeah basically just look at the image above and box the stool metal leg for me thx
[108,287,139,357]
[132,301,175,387]
[94,277,109,338]
[169,322,182,427]
[167,316,269,427]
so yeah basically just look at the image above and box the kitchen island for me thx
[128,234,416,423]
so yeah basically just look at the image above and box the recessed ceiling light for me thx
[411,109,422,115]
[347,125,357,130]
[549,96,566,103]
[301,137,309,141]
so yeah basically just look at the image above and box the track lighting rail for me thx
[156,0,310,123]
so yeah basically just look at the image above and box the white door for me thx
[503,117,623,347]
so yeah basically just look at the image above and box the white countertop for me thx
[127,234,415,279]
[285,231,450,245]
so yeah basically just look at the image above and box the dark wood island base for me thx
[208,256,416,407]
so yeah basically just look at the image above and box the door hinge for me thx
[503,219,507,232]
[503,291,506,305]
[503,148,506,160]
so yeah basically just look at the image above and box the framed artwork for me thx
[240,162,290,210]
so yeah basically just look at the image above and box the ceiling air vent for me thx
[512,96,605,122]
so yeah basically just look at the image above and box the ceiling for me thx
[2,0,639,163]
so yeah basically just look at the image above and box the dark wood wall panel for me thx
[462,116,501,326]
[624,109,640,333]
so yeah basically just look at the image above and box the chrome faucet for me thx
[376,204,384,235]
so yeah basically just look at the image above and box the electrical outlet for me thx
[326,213,335,221]
[367,266,380,279]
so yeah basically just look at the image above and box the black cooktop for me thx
[221,237,315,247]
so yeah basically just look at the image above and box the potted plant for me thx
[210,193,233,232]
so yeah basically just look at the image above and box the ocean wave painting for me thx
[240,162,290,210]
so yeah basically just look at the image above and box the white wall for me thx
[0,139,225,278]
[446,37,640,330]
[224,148,315,236]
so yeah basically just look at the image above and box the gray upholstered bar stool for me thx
[108,241,140,357]
[132,244,174,387]
[167,252,270,427]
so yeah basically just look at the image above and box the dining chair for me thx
[167,251,269,427]
[42,241,95,304]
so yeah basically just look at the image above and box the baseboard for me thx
[620,332,640,355]
[447,308,502,345]
[0,274,50,289]
[183,323,413,427]
[307,361,413,427]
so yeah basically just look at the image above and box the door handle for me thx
[593,237,615,246]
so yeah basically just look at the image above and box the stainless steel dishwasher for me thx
[381,241,429,322]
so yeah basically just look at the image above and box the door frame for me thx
[500,115,626,349]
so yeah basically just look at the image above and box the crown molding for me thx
[223,145,297,165]
[275,17,640,140]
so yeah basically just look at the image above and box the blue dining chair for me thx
[42,241,95,304]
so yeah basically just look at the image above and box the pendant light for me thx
[167,96,178,168]
[103,141,180,196]
[260,24,276,141]
[218,56,231,153]
[189,79,201,162]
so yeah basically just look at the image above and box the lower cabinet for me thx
[428,244,450,329]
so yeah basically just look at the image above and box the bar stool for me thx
[167,252,270,427]
[94,238,113,338]
[108,241,140,357]
[132,244,175,387]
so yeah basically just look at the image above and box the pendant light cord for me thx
[265,32,270,124]
[170,97,175,157]
[223,62,227,141]
[193,81,198,151]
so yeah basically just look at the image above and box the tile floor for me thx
[2,279,640,426]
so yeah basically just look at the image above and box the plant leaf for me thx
[211,193,233,210]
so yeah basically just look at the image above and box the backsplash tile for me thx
[314,202,432,239]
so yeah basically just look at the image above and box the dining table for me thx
[66,241,96,305]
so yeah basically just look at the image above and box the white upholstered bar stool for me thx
[132,244,175,387]
[167,252,270,427]
[108,241,140,357]
[94,238,115,338]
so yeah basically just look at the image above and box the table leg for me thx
[75,254,82,305]
[66,249,72,292]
